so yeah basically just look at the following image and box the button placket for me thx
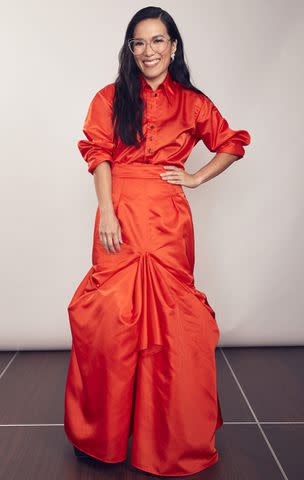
[145,91,155,161]
[150,91,159,158]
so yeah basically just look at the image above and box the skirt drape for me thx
[64,161,223,476]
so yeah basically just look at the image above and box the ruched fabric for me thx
[64,162,224,476]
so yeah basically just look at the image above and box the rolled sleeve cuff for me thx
[216,141,245,159]
[88,157,113,175]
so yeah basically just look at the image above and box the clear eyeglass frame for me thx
[128,35,172,56]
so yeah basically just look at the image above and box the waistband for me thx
[111,161,184,179]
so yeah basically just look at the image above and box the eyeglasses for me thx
[128,35,171,56]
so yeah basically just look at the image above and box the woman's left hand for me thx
[159,166,200,189]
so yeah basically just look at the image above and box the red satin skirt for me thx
[64,162,223,476]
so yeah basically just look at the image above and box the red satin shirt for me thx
[78,71,251,175]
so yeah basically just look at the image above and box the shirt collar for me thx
[139,70,175,105]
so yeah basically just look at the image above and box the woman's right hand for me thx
[99,209,123,254]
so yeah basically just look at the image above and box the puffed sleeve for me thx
[77,86,115,174]
[194,95,251,159]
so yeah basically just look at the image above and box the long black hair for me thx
[113,6,208,147]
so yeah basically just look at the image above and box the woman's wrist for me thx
[193,172,205,186]
[99,202,115,214]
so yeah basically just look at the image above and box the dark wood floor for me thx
[0,347,303,479]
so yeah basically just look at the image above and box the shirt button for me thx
[149,136,153,140]
[148,148,152,153]
[150,125,155,129]
[154,93,158,97]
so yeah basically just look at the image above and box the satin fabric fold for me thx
[64,162,223,476]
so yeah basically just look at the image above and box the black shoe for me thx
[73,446,94,459]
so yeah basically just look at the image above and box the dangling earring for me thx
[170,52,175,63]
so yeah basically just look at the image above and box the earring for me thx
[170,52,175,62]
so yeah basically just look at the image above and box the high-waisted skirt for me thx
[64,161,223,476]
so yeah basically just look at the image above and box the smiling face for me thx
[131,18,177,83]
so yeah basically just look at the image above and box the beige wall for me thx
[1,0,303,348]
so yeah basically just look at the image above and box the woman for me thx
[64,6,251,477]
